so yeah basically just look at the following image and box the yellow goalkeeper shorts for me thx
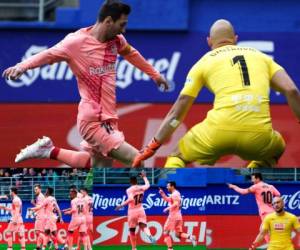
[178,119,285,166]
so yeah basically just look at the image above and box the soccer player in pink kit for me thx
[3,1,169,168]
[32,184,47,250]
[228,173,281,221]
[63,187,88,250]
[80,188,93,250]
[228,172,280,243]
[30,187,64,250]
[0,187,25,250]
[159,181,197,250]
[115,171,155,250]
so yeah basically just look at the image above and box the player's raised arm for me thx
[159,188,172,202]
[270,69,300,122]
[227,183,250,195]
[119,42,169,91]
[139,171,150,190]
[2,36,72,81]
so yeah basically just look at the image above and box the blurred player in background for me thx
[32,184,47,250]
[80,188,93,250]
[249,196,300,250]
[159,181,197,249]
[30,187,64,250]
[3,0,168,168]
[133,18,300,168]
[0,187,25,250]
[63,187,88,250]
[228,172,280,243]
[115,171,156,250]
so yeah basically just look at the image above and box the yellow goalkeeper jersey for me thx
[262,211,300,250]
[180,45,283,131]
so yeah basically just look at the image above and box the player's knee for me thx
[138,222,146,229]
[163,230,170,236]
[164,156,186,168]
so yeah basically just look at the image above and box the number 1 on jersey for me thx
[232,55,251,86]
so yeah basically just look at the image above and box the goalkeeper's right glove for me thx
[132,138,161,167]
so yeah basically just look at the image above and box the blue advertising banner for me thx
[0,30,299,103]
[93,184,300,216]
[0,200,72,222]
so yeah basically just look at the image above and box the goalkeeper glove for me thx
[132,138,161,167]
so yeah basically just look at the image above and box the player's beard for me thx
[276,207,284,213]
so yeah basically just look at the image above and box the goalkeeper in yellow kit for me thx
[249,196,300,250]
[133,19,300,168]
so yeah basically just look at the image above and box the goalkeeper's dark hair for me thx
[251,172,263,181]
[168,181,177,188]
[10,187,18,194]
[98,0,131,22]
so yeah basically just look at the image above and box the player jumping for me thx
[3,0,169,168]
[159,181,197,249]
[115,171,156,250]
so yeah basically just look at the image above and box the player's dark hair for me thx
[98,1,131,22]
[168,181,176,188]
[130,176,137,185]
[251,172,263,181]
[46,187,54,195]
[80,187,88,193]
[69,185,77,191]
[10,187,18,194]
[34,184,41,189]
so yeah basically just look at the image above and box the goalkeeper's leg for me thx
[164,156,186,168]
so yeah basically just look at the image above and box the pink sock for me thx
[50,147,91,168]
[86,235,91,250]
[129,232,137,249]
[81,234,88,250]
[36,232,44,247]
[164,234,172,248]
[7,234,13,248]
[19,235,25,249]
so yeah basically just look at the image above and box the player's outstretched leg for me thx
[15,136,92,168]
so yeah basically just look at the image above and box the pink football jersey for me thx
[249,181,280,216]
